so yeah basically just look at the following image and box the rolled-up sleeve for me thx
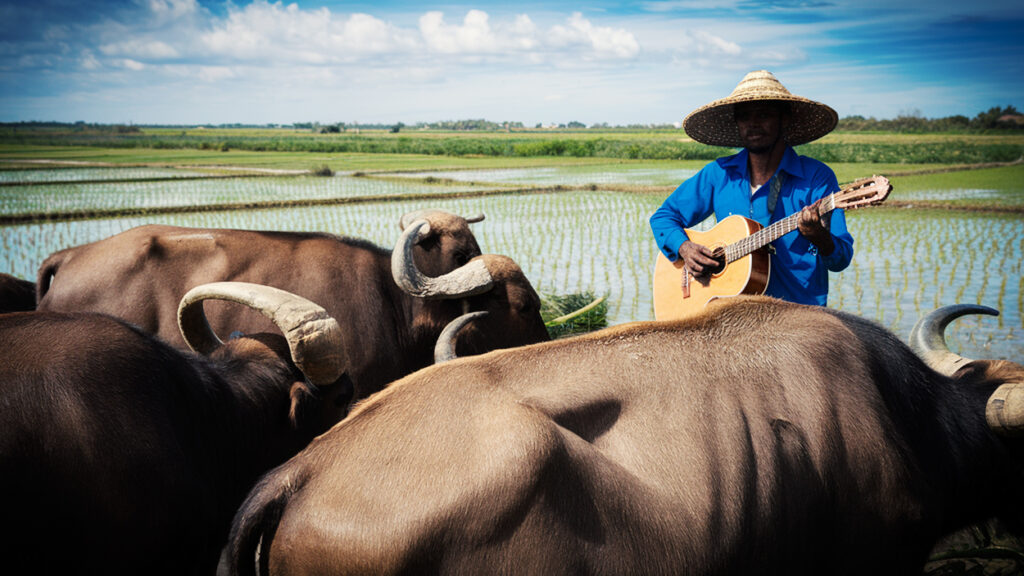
[650,166,716,262]
[809,169,854,272]
[822,208,854,271]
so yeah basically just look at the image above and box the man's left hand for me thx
[798,199,835,256]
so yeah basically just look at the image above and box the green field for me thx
[3,125,1023,165]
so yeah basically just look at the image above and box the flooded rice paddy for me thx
[391,165,699,187]
[0,166,212,183]
[0,172,491,216]
[1,165,1020,361]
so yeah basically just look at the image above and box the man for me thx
[650,70,853,306]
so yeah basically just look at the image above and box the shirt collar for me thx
[721,145,805,181]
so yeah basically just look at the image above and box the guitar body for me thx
[653,215,770,321]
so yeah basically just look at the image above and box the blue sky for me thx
[1,0,1021,125]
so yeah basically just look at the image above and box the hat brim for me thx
[683,95,837,147]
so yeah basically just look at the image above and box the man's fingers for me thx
[680,241,723,276]
[694,253,718,266]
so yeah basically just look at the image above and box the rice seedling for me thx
[0,167,210,183]
[389,165,698,188]
[0,175,488,219]
[1,163,1019,364]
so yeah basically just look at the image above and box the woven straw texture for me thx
[683,70,837,147]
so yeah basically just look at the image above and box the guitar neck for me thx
[725,193,837,262]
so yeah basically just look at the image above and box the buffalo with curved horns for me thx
[225,297,1024,576]
[36,210,549,406]
[0,282,348,575]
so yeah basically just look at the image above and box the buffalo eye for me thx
[417,235,440,252]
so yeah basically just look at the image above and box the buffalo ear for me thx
[289,381,318,428]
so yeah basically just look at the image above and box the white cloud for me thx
[337,13,418,53]
[420,10,496,53]
[147,0,199,21]
[549,13,640,59]
[118,59,146,71]
[80,50,101,70]
[199,2,418,61]
[193,5,639,65]
[642,1,744,10]
[15,1,998,124]
[197,66,235,82]
[200,2,317,59]
[692,30,741,56]
[100,40,179,59]
[510,14,538,45]
[43,25,71,42]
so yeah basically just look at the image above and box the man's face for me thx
[734,102,786,154]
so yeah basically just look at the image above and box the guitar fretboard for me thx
[724,194,837,262]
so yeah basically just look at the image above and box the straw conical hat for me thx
[683,70,837,147]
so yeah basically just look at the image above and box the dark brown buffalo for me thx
[36,210,549,404]
[0,282,347,575]
[225,296,1024,576]
[0,272,35,313]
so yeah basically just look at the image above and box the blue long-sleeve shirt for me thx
[650,146,853,306]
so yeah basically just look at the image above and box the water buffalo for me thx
[35,210,549,405]
[224,296,1023,576]
[0,272,35,313]
[0,282,347,575]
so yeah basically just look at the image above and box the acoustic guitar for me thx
[652,175,892,321]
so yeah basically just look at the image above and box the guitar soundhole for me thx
[707,248,726,275]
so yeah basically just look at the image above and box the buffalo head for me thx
[398,209,485,277]
[910,304,1024,437]
[178,281,351,432]
[393,218,550,359]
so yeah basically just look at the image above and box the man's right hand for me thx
[678,241,721,277]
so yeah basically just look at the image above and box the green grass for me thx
[895,164,1024,192]
[886,165,1024,209]
[3,127,1022,164]
[541,291,609,339]
[0,144,656,172]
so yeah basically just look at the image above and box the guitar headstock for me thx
[834,175,892,210]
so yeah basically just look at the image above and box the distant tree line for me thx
[419,119,525,131]
[4,106,1019,133]
[0,121,142,134]
[837,106,1021,133]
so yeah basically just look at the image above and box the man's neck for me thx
[747,140,786,188]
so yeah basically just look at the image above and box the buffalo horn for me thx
[391,220,494,299]
[177,282,345,387]
[986,383,1024,436]
[908,303,999,376]
[398,209,485,231]
[909,304,1024,436]
[434,311,489,363]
